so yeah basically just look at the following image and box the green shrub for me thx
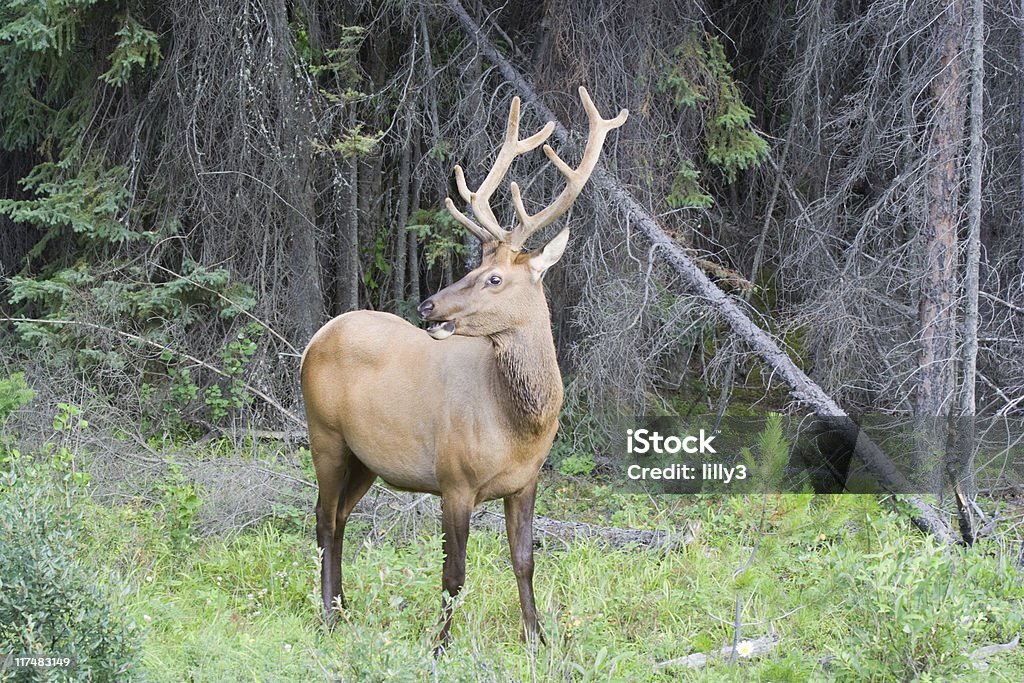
[0,373,34,424]
[825,514,1024,680]
[0,451,141,681]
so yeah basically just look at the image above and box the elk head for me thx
[418,87,628,340]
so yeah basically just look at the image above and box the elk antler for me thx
[444,97,555,244]
[445,86,628,250]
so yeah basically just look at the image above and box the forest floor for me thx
[54,440,1023,682]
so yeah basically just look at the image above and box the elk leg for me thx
[436,493,472,653]
[312,431,348,621]
[504,479,544,644]
[315,489,341,621]
[332,456,376,608]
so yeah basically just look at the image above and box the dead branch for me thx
[654,634,779,669]
[471,508,698,550]
[969,633,1020,670]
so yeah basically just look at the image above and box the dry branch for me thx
[969,633,1020,670]
[446,0,957,544]
[654,634,779,669]
[471,508,698,550]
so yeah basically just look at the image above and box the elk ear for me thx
[528,228,570,283]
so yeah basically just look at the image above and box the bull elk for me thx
[300,87,627,648]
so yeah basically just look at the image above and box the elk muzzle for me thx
[418,297,456,340]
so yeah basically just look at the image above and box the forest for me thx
[1,0,1023,680]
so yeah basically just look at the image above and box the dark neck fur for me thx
[490,321,563,432]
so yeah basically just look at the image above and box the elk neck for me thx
[489,314,563,432]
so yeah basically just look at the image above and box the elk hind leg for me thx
[332,455,376,608]
[312,431,374,620]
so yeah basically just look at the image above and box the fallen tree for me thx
[446,0,957,544]
[471,508,699,550]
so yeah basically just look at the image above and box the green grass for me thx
[69,478,1024,682]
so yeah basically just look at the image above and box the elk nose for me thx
[417,298,434,319]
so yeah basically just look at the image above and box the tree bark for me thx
[960,0,984,416]
[336,144,360,313]
[916,0,966,498]
[446,0,957,543]
[271,0,320,342]
[1020,0,1024,240]
[951,0,985,542]
[918,0,965,421]
[392,107,412,304]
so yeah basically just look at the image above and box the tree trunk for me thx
[335,144,360,314]
[392,107,412,304]
[357,152,382,304]
[271,0,320,343]
[916,0,966,496]
[1019,0,1024,266]
[951,0,985,543]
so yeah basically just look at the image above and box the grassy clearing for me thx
[70,473,1024,682]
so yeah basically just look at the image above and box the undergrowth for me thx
[2,386,1022,681]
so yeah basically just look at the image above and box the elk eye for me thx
[486,274,502,286]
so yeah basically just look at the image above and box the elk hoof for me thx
[522,626,546,647]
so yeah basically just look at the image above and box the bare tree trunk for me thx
[446,0,957,542]
[463,13,485,270]
[392,107,412,304]
[960,0,984,419]
[335,145,360,313]
[951,0,985,543]
[287,176,321,342]
[916,0,966,496]
[271,0,320,343]
[408,142,422,304]
[1019,0,1024,268]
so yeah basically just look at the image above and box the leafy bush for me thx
[0,373,34,423]
[825,514,1024,681]
[0,449,141,681]
[156,461,202,550]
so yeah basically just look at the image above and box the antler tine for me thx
[508,86,628,250]
[443,96,555,243]
[444,197,497,243]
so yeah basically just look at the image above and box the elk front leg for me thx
[436,492,472,653]
[504,479,544,644]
